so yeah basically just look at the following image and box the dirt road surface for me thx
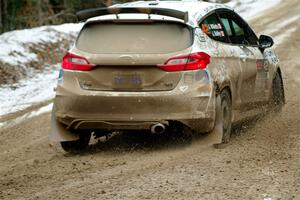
[0,1,299,199]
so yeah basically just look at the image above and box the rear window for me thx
[76,22,193,54]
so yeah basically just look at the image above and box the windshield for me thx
[76,21,193,54]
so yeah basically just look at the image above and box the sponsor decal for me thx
[211,30,225,37]
[198,34,206,42]
[208,23,222,30]
[201,23,225,38]
[196,29,206,43]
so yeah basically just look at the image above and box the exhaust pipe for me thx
[150,123,166,134]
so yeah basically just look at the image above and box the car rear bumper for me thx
[53,74,216,133]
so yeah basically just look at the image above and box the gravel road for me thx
[0,1,299,199]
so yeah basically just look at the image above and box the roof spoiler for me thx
[76,7,189,23]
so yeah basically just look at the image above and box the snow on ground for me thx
[0,23,82,124]
[227,0,298,49]
[226,0,282,20]
[0,0,284,127]
[0,64,59,117]
[0,103,53,128]
[0,23,82,66]
[261,14,300,46]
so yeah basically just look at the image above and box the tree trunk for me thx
[3,0,7,32]
[0,0,3,33]
[64,0,69,11]
[105,0,112,6]
[37,0,43,26]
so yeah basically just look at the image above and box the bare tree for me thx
[37,0,43,26]
[0,0,2,32]
[2,0,7,32]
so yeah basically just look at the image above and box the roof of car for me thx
[86,0,232,27]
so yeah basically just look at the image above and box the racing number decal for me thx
[201,23,225,38]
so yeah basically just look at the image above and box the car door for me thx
[218,10,264,109]
[199,12,243,111]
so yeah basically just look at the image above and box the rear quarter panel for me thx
[192,28,243,110]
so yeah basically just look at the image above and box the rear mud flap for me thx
[210,94,224,145]
[197,95,223,146]
[49,108,79,142]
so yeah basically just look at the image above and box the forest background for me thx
[0,0,127,33]
[0,0,227,33]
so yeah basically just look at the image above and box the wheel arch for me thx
[220,86,232,101]
[273,66,286,104]
[215,80,232,102]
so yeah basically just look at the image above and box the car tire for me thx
[60,131,91,153]
[271,71,285,111]
[220,89,232,144]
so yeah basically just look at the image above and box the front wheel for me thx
[271,71,285,111]
[60,131,91,153]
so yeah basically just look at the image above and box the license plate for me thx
[113,73,142,89]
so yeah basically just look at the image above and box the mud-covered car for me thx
[50,0,285,152]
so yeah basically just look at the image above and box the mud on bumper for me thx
[54,84,215,132]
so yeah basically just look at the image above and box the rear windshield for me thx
[76,21,193,54]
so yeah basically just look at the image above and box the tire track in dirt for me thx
[0,2,299,200]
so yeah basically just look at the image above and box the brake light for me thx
[62,52,95,71]
[158,52,210,72]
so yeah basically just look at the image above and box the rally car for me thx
[50,0,285,152]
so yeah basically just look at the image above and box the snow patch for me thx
[51,23,83,34]
[0,65,59,116]
[0,23,82,66]
[0,103,53,129]
[226,0,282,20]
[273,27,297,47]
[264,15,300,36]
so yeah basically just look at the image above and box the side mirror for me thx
[259,35,274,49]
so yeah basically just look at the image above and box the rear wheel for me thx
[220,89,232,143]
[60,131,91,153]
[271,71,285,111]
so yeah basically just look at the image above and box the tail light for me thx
[62,52,95,71]
[158,52,210,72]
